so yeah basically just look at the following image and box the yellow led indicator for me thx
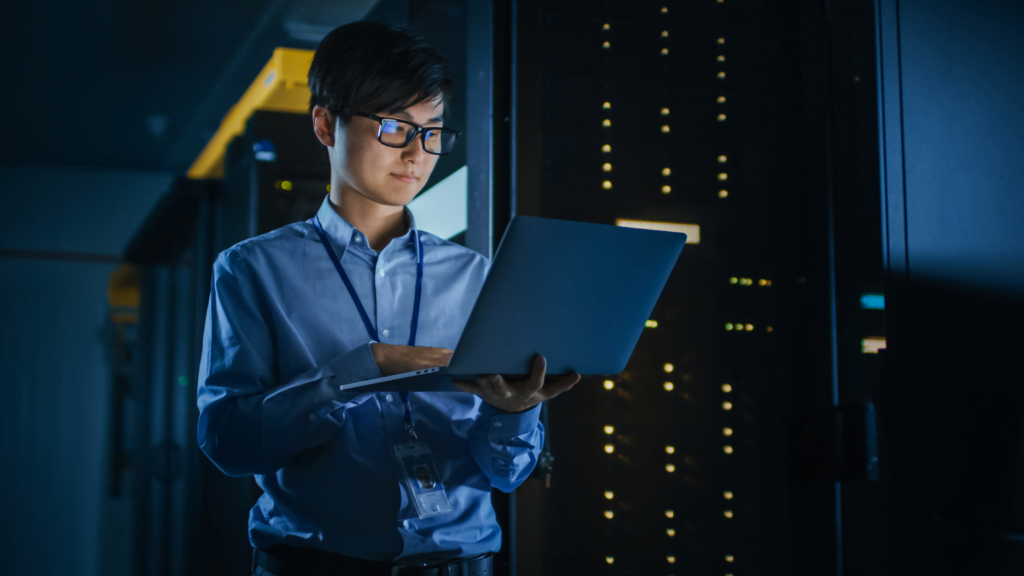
[602,144,611,153]
[604,490,615,500]
[717,55,726,62]
[646,319,658,328]
[665,445,675,454]
[745,324,754,331]
[603,23,610,30]
[724,491,734,499]
[604,425,615,435]
[603,101,611,109]
[724,510,734,518]
[275,180,294,191]
[663,382,674,391]
[602,180,613,190]
[605,556,615,565]
[661,185,672,194]
[666,528,676,537]
[662,167,671,176]
[665,509,675,518]
[723,402,733,410]
[661,48,669,56]
[667,556,677,564]
[665,464,676,472]
[725,323,733,331]
[326,184,331,192]
[723,427,733,436]
[717,96,727,103]
[661,107,670,115]
[604,510,614,519]
[718,155,728,163]
[718,173,728,181]
[726,555,735,563]
[722,384,732,392]
[718,37,726,44]
[602,119,611,127]
[662,30,669,37]
[717,113,727,121]
[602,163,612,172]
[719,189,729,198]
[767,326,774,332]
[759,278,767,286]
[729,277,738,284]
[604,444,615,454]
[603,380,615,390]
[723,445,734,454]
[661,6,668,13]
[663,363,674,373]
[661,125,671,133]
[603,41,610,49]
[718,71,727,79]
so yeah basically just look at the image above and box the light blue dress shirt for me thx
[196,196,544,564]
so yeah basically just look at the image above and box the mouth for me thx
[390,173,418,183]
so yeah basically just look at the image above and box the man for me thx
[196,20,580,576]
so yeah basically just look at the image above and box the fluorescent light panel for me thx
[407,166,468,240]
[615,219,700,244]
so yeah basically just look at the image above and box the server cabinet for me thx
[508,1,884,574]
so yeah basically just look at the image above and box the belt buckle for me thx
[391,560,459,576]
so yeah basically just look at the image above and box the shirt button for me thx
[379,269,385,276]
[386,394,394,402]
[354,236,361,242]
[402,520,410,528]
[493,421,502,427]
[383,329,390,337]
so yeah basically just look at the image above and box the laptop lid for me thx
[446,216,687,378]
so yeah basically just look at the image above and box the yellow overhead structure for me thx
[187,47,315,179]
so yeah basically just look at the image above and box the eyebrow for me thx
[392,109,444,124]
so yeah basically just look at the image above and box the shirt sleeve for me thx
[467,401,545,493]
[196,250,384,477]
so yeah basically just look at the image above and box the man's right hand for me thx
[370,343,453,377]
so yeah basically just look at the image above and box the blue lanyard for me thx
[313,213,424,441]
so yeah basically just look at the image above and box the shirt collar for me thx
[314,195,422,261]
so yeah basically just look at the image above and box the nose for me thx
[401,134,428,163]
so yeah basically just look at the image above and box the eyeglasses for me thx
[344,109,461,155]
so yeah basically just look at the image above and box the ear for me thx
[312,106,336,147]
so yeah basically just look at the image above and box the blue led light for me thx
[253,139,277,162]
[861,293,885,310]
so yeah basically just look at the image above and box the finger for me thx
[488,374,513,398]
[538,372,581,401]
[521,355,547,395]
[452,379,482,395]
[477,375,499,400]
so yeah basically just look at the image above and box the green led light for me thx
[177,376,189,387]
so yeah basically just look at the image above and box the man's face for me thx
[330,99,444,207]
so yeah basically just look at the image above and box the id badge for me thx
[395,442,453,519]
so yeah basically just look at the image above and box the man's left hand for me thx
[453,355,580,414]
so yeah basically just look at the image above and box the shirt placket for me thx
[374,245,421,550]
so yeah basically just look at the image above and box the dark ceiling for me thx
[1,0,377,173]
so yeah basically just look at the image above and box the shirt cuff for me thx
[323,341,383,387]
[479,401,542,439]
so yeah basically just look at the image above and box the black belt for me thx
[253,544,494,576]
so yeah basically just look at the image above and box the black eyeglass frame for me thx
[342,109,462,155]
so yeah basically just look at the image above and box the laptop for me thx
[338,215,687,393]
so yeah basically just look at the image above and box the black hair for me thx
[308,20,455,125]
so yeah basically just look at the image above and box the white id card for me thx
[395,442,453,519]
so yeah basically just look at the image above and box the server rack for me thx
[508,1,884,574]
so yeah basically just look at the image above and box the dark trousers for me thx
[252,544,494,576]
